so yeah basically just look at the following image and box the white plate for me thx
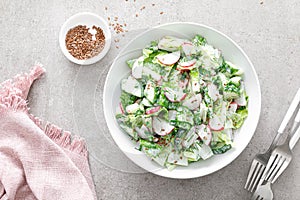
[59,12,111,65]
[103,22,261,179]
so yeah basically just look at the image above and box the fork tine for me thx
[265,154,281,181]
[245,161,259,190]
[245,159,260,191]
[249,164,265,192]
[253,194,263,200]
[263,153,278,180]
[269,156,285,182]
[271,157,291,183]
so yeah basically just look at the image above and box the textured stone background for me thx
[1,0,300,199]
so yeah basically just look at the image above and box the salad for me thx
[115,35,248,170]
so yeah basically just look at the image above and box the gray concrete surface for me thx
[1,0,300,199]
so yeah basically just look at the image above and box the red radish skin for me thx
[179,59,196,68]
[164,91,187,103]
[208,117,224,131]
[120,103,125,114]
[229,102,238,113]
[157,51,180,66]
[208,125,224,132]
[183,41,193,45]
[146,106,161,115]
[152,117,175,136]
[181,42,194,56]
[177,59,197,71]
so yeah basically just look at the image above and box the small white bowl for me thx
[59,12,111,65]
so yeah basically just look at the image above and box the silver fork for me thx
[244,88,300,192]
[251,180,273,200]
[261,107,300,184]
[251,111,300,200]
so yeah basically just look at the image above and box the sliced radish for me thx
[146,106,161,115]
[182,94,202,110]
[209,116,224,131]
[158,36,184,52]
[196,124,212,146]
[126,103,140,114]
[177,59,197,71]
[142,67,162,81]
[207,83,220,101]
[152,117,175,136]
[157,51,180,66]
[164,87,187,102]
[181,42,195,56]
[228,102,238,113]
[135,125,151,139]
[179,59,197,68]
[132,56,144,79]
[116,102,124,115]
[121,76,142,97]
[234,93,247,106]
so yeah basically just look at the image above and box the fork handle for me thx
[278,88,300,134]
[290,126,300,149]
[288,107,300,148]
[267,88,300,152]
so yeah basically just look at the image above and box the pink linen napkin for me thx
[0,63,96,200]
